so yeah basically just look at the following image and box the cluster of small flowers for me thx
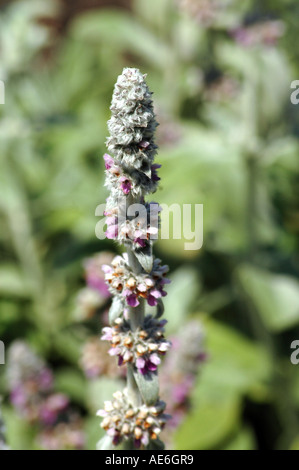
[80,337,124,379]
[104,199,161,250]
[160,321,206,429]
[103,254,170,308]
[101,315,171,375]
[104,153,160,199]
[97,389,168,448]
[81,319,206,438]
[7,342,85,450]
[75,252,114,320]
[232,20,285,48]
[103,68,162,257]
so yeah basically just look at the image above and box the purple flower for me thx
[134,439,141,448]
[134,237,146,248]
[113,435,121,446]
[147,295,158,307]
[140,359,158,375]
[40,394,69,426]
[119,176,132,195]
[139,140,150,149]
[103,153,114,170]
[126,293,140,307]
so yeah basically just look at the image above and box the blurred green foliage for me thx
[1,0,299,450]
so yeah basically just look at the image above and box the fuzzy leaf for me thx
[109,297,123,324]
[133,370,159,405]
[155,299,164,318]
[97,435,114,450]
[134,244,153,273]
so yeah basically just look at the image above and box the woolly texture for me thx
[101,316,171,375]
[107,68,158,174]
[97,389,168,448]
[103,254,170,308]
[97,68,171,450]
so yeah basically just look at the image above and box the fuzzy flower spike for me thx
[97,68,171,450]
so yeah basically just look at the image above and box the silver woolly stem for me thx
[126,247,144,408]
[127,365,142,407]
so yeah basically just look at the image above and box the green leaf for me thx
[222,426,257,450]
[71,10,172,69]
[2,407,36,450]
[163,267,200,334]
[85,416,105,451]
[133,369,159,406]
[174,393,241,450]
[196,318,272,398]
[237,265,299,332]
[134,245,153,273]
[174,318,271,449]
[52,330,82,364]
[155,299,164,318]
[0,264,29,298]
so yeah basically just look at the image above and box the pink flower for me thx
[136,357,145,370]
[101,327,113,341]
[139,140,150,149]
[134,237,146,248]
[103,153,114,170]
[119,176,132,195]
[147,295,158,307]
[126,293,140,307]
[108,347,121,356]
[105,224,118,239]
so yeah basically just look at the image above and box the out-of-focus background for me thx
[1,0,299,450]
